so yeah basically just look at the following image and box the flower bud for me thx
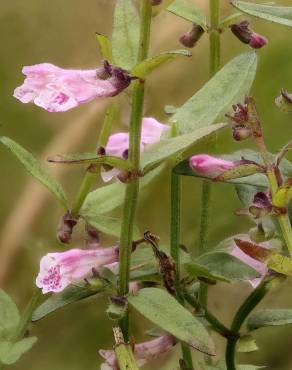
[151,0,162,5]
[230,21,267,49]
[275,89,292,112]
[179,23,204,48]
[189,154,235,178]
[57,211,78,244]
[232,125,252,141]
[249,192,272,219]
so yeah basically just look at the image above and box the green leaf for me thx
[84,215,140,239]
[0,137,67,208]
[0,337,37,365]
[152,0,176,16]
[95,33,113,62]
[237,335,258,353]
[170,52,257,134]
[185,262,229,283]
[167,0,207,30]
[128,287,215,355]
[47,152,130,170]
[191,251,259,282]
[247,309,292,331]
[231,1,292,27]
[0,290,20,340]
[132,49,191,79]
[32,283,105,321]
[220,12,243,28]
[81,165,164,219]
[141,123,226,173]
[112,0,139,69]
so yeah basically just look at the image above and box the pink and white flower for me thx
[99,334,176,369]
[101,117,169,182]
[36,246,119,294]
[14,61,131,112]
[189,154,235,178]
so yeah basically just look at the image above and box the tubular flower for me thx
[101,117,169,182]
[13,61,131,112]
[36,246,119,294]
[189,154,235,178]
[99,334,176,369]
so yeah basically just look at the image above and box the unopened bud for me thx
[230,21,267,49]
[151,0,162,5]
[85,223,100,249]
[179,23,204,48]
[97,146,106,156]
[249,192,272,219]
[275,89,292,113]
[232,125,252,141]
[57,211,78,244]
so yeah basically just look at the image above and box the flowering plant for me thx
[1,1,292,370]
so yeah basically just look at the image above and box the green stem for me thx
[225,279,271,370]
[118,0,152,340]
[71,103,117,218]
[171,172,194,370]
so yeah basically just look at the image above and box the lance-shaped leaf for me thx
[214,163,265,182]
[272,178,292,208]
[247,309,292,331]
[0,290,20,340]
[0,136,67,208]
[81,165,164,219]
[95,33,113,62]
[84,214,140,239]
[47,153,130,171]
[0,338,37,365]
[132,50,191,79]
[152,0,175,16]
[167,0,207,30]
[220,12,243,28]
[141,123,226,173]
[32,282,106,321]
[128,288,215,355]
[234,238,292,277]
[231,1,292,27]
[112,0,139,70]
[170,52,257,134]
[186,251,259,283]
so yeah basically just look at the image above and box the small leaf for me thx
[132,50,191,79]
[0,290,20,340]
[185,262,229,283]
[194,251,259,282]
[112,0,139,69]
[214,163,265,182]
[128,288,215,355]
[170,52,257,134]
[141,123,226,173]
[32,283,105,321]
[237,335,258,353]
[247,309,292,331]
[95,33,113,62]
[0,337,37,365]
[167,0,207,30]
[81,165,164,219]
[231,1,292,27]
[47,152,130,170]
[152,0,175,16]
[0,137,67,208]
[85,215,140,239]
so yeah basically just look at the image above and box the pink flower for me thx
[99,334,176,369]
[14,61,131,112]
[36,246,119,294]
[189,154,235,178]
[101,117,169,182]
[230,21,267,49]
[249,32,268,49]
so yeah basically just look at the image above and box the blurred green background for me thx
[1,0,292,369]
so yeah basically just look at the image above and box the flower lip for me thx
[189,154,235,178]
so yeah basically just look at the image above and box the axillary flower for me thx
[14,61,131,112]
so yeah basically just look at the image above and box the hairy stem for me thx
[71,103,117,218]
[171,172,194,369]
[225,280,271,370]
[118,0,152,340]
